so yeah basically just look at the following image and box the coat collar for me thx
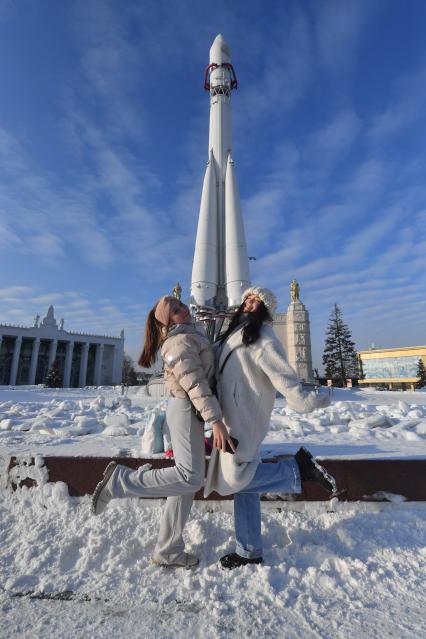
[166,322,209,342]
[217,326,244,369]
[167,322,196,337]
[217,321,274,369]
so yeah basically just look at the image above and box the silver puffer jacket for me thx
[161,323,222,424]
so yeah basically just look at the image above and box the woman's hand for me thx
[211,420,236,453]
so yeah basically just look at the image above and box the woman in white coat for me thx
[205,287,335,569]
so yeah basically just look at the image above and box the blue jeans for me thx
[234,459,301,559]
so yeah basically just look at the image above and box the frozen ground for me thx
[1,386,426,638]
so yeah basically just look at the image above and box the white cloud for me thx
[0,127,115,267]
[0,286,145,344]
[344,158,386,196]
[30,232,65,260]
[236,8,313,132]
[368,66,426,140]
[0,221,21,248]
[312,0,379,74]
[309,110,362,165]
[0,286,34,299]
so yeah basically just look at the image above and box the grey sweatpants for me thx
[109,397,205,563]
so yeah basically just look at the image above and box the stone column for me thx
[9,336,22,385]
[272,312,288,354]
[286,301,314,383]
[79,342,90,387]
[63,341,74,388]
[47,339,58,370]
[94,343,104,386]
[28,338,41,385]
[111,344,124,385]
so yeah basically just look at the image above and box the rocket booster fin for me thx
[190,151,219,309]
[224,153,251,308]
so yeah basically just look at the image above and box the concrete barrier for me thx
[4,456,426,501]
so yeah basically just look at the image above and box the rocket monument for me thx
[146,34,315,395]
[190,34,251,324]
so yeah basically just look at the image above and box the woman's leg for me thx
[153,494,195,564]
[110,398,205,498]
[153,401,205,562]
[93,398,205,564]
[238,458,301,495]
[234,492,262,559]
[224,460,301,566]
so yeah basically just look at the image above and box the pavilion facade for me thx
[0,306,124,387]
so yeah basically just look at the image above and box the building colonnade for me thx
[0,306,124,388]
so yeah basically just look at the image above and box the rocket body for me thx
[191,34,250,313]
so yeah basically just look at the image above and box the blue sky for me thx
[0,0,425,372]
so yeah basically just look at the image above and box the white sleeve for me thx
[256,338,330,413]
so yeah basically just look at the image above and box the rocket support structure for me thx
[191,34,250,319]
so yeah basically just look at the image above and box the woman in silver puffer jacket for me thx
[91,295,230,568]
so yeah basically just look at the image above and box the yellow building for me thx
[358,345,426,391]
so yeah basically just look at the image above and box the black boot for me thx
[295,447,337,495]
[220,553,263,570]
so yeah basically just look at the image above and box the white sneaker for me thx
[91,461,118,516]
[151,552,199,568]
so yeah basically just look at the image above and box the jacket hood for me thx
[167,322,202,339]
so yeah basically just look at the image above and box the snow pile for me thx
[1,386,426,459]
[0,386,166,458]
[266,388,426,459]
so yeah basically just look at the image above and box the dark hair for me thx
[219,301,272,346]
[138,306,165,368]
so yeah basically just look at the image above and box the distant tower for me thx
[285,281,314,382]
[190,34,250,324]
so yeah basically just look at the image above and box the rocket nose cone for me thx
[214,33,226,44]
[210,33,231,64]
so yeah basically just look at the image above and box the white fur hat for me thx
[241,287,277,315]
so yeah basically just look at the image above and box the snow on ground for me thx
[1,385,426,637]
[1,488,425,638]
[1,385,426,459]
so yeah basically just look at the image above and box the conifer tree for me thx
[322,304,358,386]
[416,358,426,388]
[44,363,62,388]
[122,354,138,386]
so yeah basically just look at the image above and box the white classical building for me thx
[0,306,124,387]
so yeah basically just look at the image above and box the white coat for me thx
[204,323,329,496]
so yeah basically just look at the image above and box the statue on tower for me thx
[290,279,300,303]
[172,282,182,300]
[41,305,58,328]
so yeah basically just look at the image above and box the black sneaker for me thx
[295,447,337,495]
[220,553,263,570]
